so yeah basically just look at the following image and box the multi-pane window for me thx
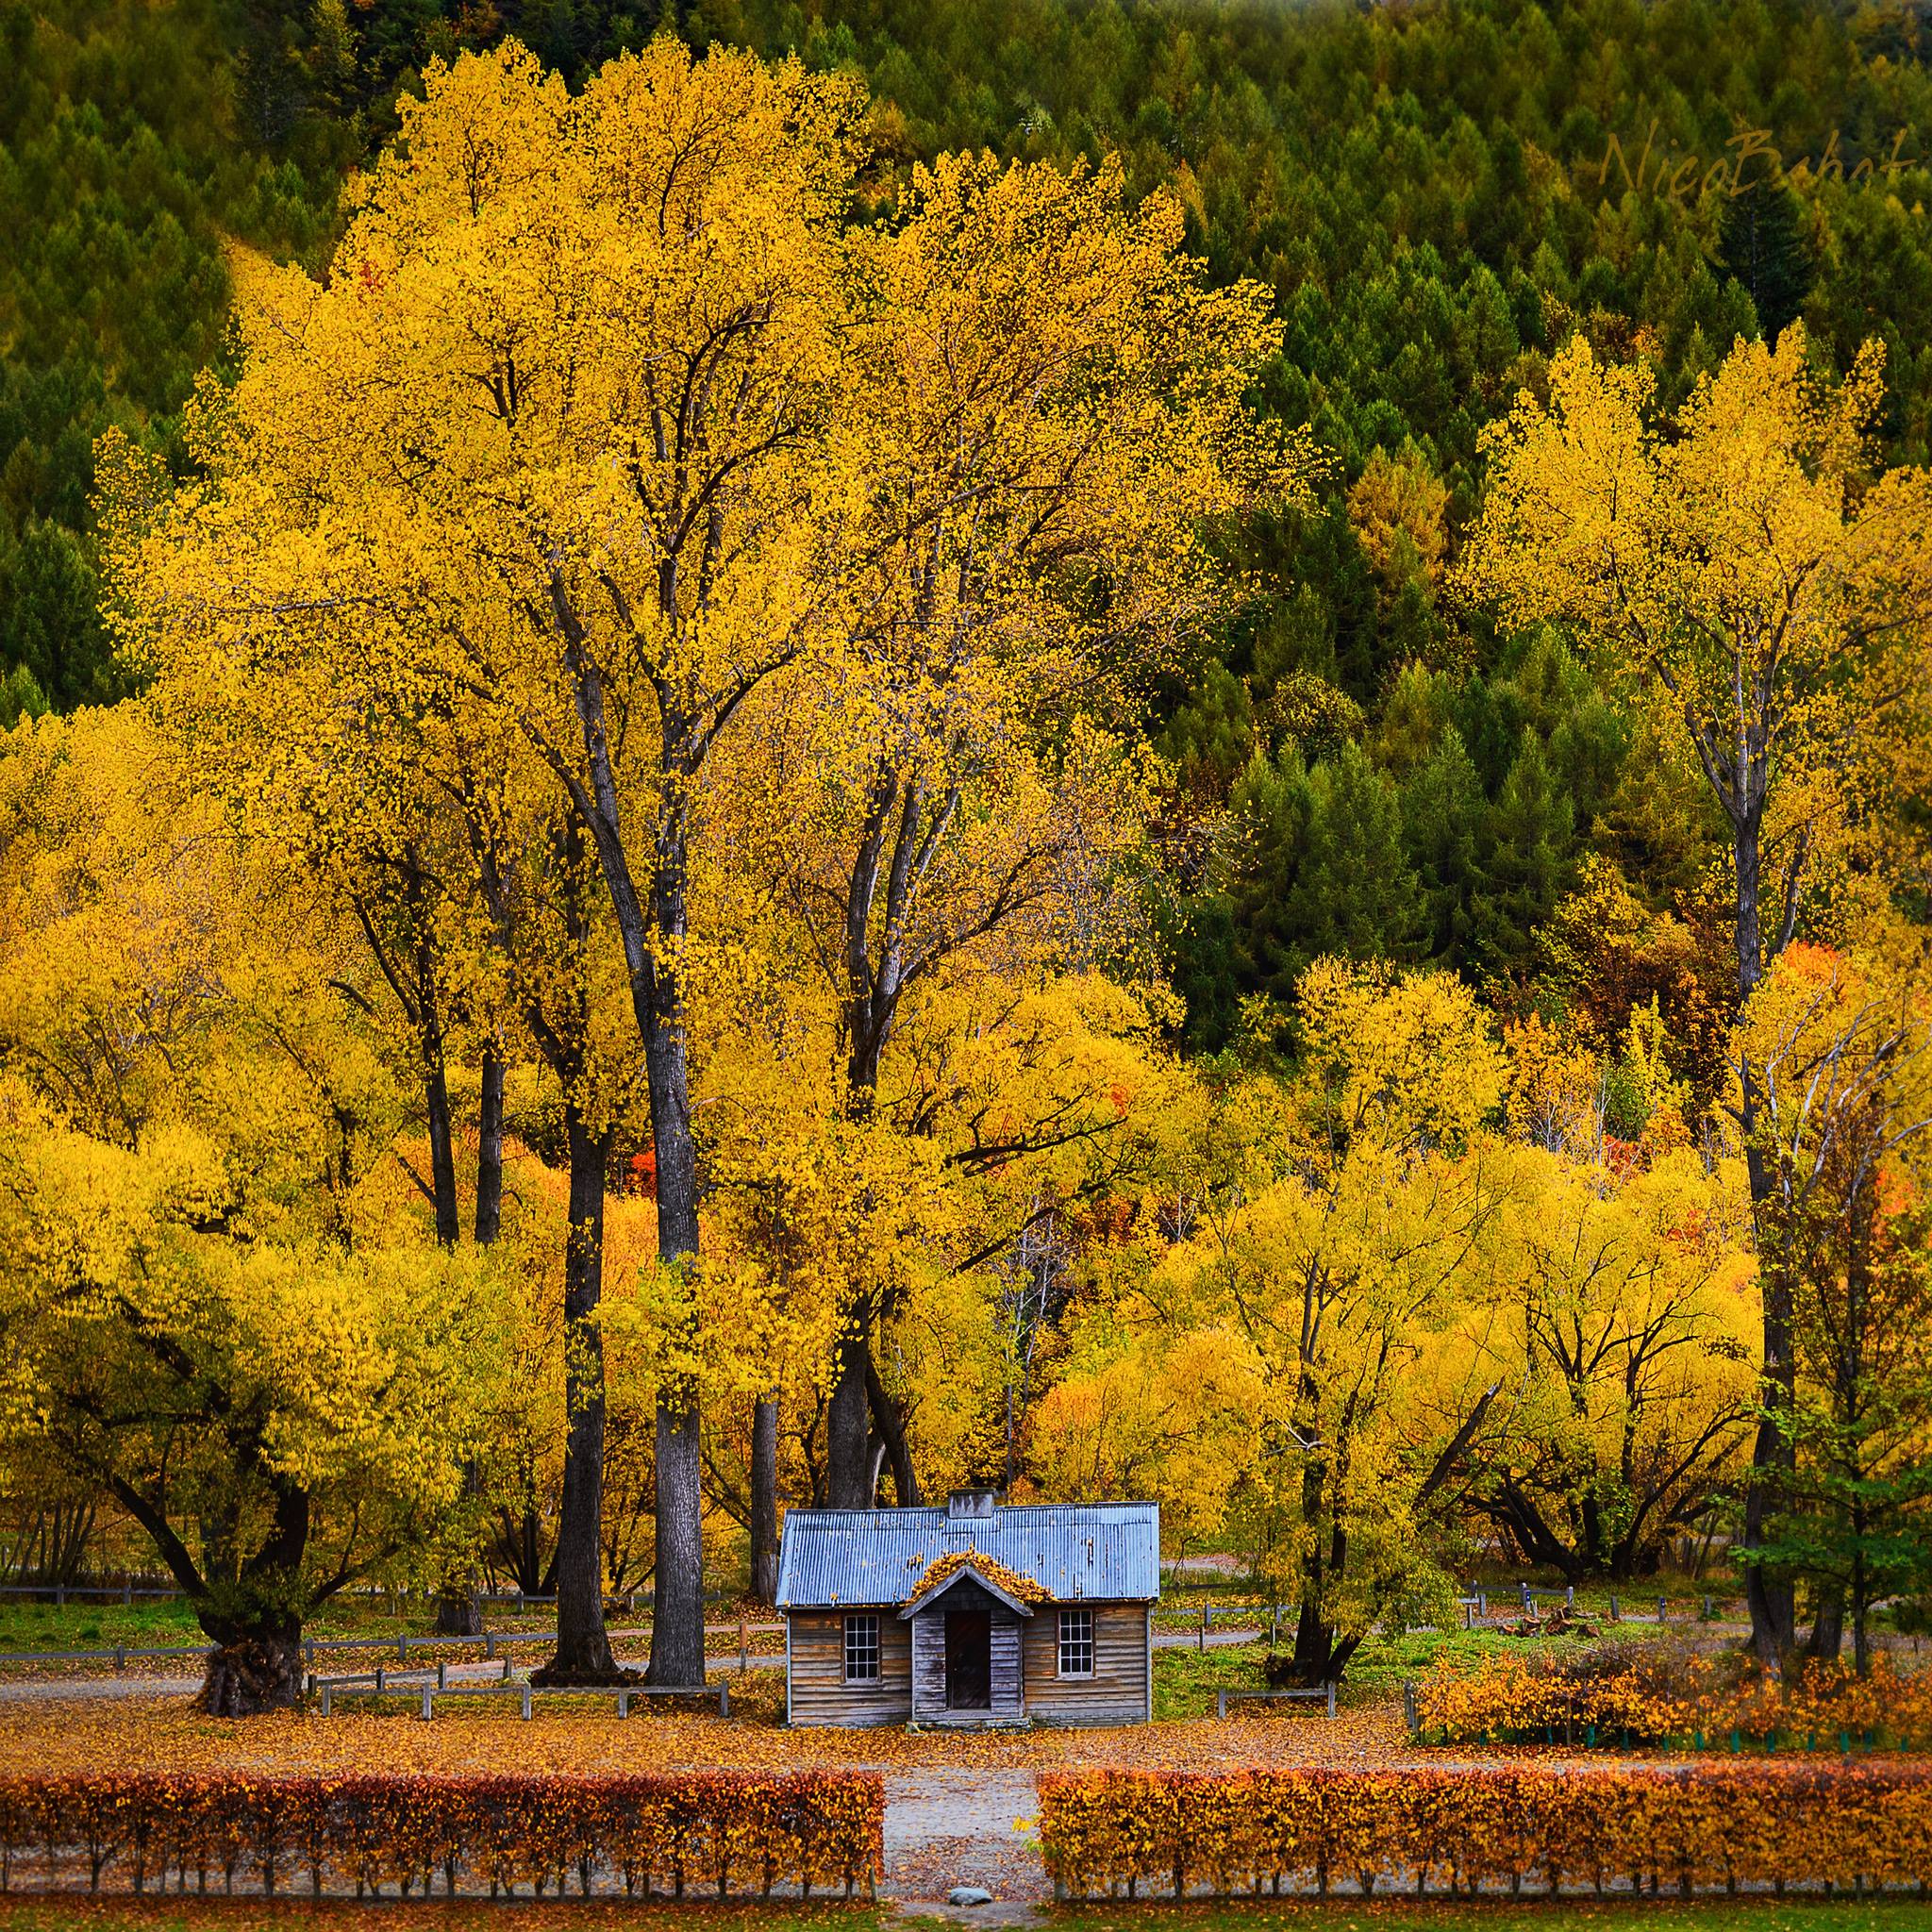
[1058,1607,1094,1677]
[843,1612,880,1682]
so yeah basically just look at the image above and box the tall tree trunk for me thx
[439,1058,504,1639]
[538,1103,619,1680]
[1285,1430,1332,1686]
[551,589,709,1687]
[826,1324,873,1508]
[866,1346,921,1505]
[1807,1586,1843,1664]
[425,1049,460,1246]
[1852,1524,1870,1678]
[642,977,708,1686]
[1743,1167,1797,1665]
[635,913,706,1684]
[1732,808,1797,1670]
[1846,1166,1874,1678]
[749,1394,780,1604]
[649,1395,706,1684]
[475,1043,505,1244]
[595,717,708,1690]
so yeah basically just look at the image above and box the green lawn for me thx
[0,1596,204,1654]
[0,1595,578,1657]
[1152,1627,1598,1719]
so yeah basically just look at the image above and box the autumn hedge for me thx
[1415,1652,1932,1750]
[0,1772,882,1900]
[1037,1765,1932,1899]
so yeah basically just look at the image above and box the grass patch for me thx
[1153,1641,1277,1720]
[0,1599,203,1655]
[0,1599,614,1659]
[1152,1626,1600,1719]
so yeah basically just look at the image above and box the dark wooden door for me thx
[944,1610,991,1708]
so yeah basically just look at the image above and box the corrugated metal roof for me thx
[775,1501,1160,1608]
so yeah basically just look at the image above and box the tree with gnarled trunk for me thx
[0,708,502,1712]
[1457,325,1932,1666]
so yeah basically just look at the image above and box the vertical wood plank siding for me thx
[785,1610,912,1726]
[910,1611,947,1720]
[990,1612,1024,1720]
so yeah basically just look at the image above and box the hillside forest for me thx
[0,0,1930,1709]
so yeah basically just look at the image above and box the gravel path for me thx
[0,1673,201,1700]
[882,1767,1045,1907]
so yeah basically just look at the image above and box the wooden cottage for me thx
[775,1492,1158,1727]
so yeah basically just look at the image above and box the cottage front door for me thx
[943,1609,991,1708]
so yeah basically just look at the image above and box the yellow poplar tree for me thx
[738,148,1307,1507]
[1042,962,1511,1684]
[1457,325,1932,1662]
[1468,1139,1757,1579]
[103,38,860,1686]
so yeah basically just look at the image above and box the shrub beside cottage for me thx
[775,1492,1158,1727]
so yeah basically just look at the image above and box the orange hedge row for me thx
[1037,1765,1932,1899]
[0,1773,882,1900]
[1416,1653,1932,1749]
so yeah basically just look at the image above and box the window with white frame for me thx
[843,1612,880,1682]
[1058,1607,1094,1677]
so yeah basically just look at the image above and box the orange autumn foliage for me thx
[904,1550,1050,1607]
[1038,1763,1932,1899]
[0,1772,883,1900]
[1416,1651,1932,1750]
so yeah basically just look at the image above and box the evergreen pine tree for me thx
[1160,888,1243,1058]
[1159,659,1256,807]
[1284,742,1424,964]
[1473,738,1575,978]
[1224,746,1315,1006]
[1401,724,1486,961]
[1719,181,1815,341]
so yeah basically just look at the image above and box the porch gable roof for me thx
[897,1561,1036,1620]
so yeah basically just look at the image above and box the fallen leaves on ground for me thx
[0,1693,1414,1776]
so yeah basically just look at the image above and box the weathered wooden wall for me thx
[910,1607,947,1720]
[1019,1601,1150,1724]
[789,1594,1151,1726]
[990,1611,1024,1720]
[785,1609,912,1726]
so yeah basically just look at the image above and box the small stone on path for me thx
[947,1887,994,1906]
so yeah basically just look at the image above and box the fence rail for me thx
[0,1620,785,1675]
[312,1677,733,1720]
[0,1581,739,1610]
